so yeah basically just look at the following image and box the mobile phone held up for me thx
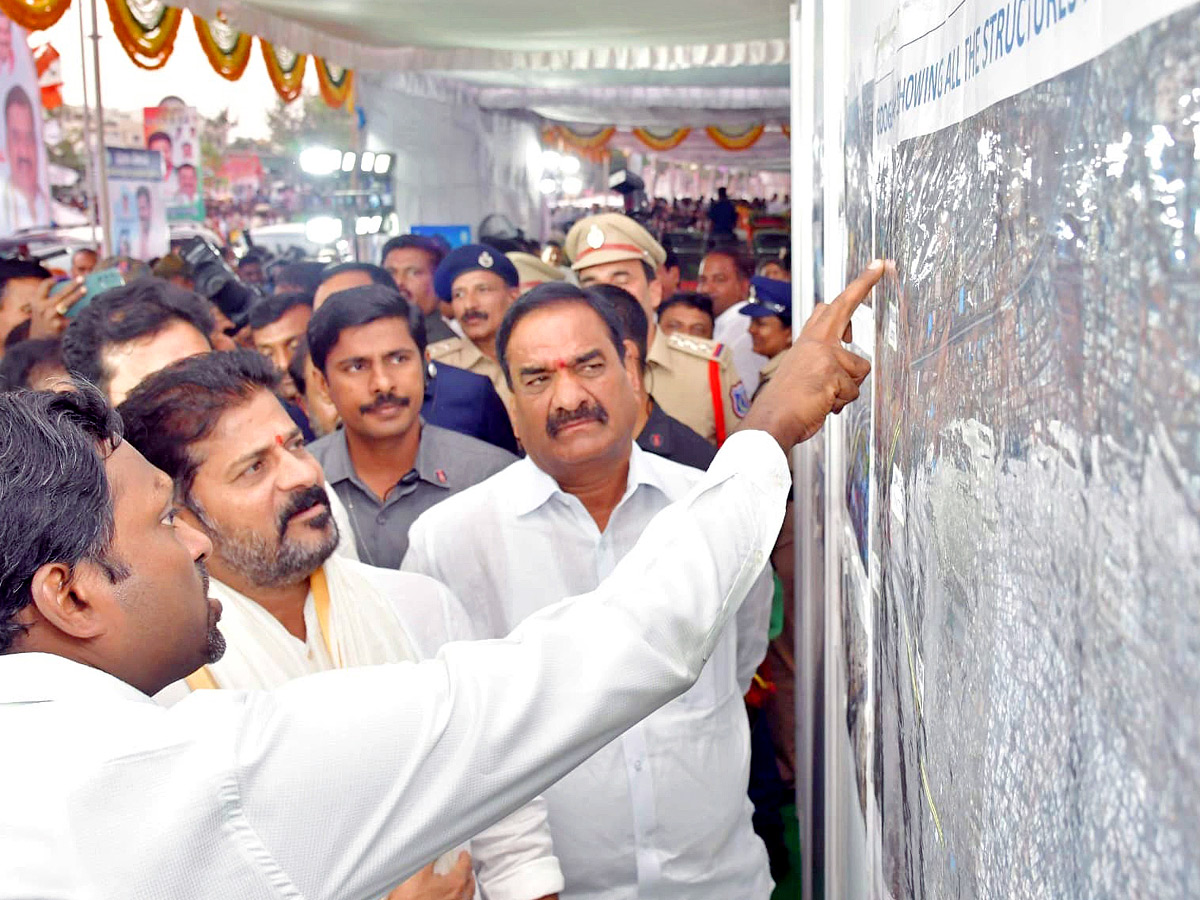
[51,269,126,319]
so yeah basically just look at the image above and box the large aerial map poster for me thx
[827,0,1200,896]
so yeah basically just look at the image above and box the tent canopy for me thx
[179,0,790,130]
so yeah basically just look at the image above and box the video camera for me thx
[178,236,260,329]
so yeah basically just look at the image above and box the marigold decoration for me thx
[194,15,253,81]
[315,58,353,109]
[782,124,790,138]
[261,40,306,102]
[106,0,183,70]
[631,127,691,152]
[0,0,70,30]
[705,124,766,151]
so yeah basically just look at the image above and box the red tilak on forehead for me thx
[275,434,285,446]
[553,358,569,370]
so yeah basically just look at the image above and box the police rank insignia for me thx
[731,382,751,418]
[586,225,606,249]
[478,251,494,268]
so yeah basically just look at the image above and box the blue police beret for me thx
[740,276,792,322]
[433,244,519,301]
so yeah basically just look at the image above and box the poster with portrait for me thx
[0,12,51,237]
[106,148,168,261]
[143,96,204,222]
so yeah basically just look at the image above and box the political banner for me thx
[106,147,168,260]
[144,96,204,222]
[0,12,51,236]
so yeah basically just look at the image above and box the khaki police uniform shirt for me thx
[754,351,785,401]
[645,329,749,445]
[427,337,513,409]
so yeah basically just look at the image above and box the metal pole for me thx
[89,0,113,257]
[792,4,822,899]
[76,0,98,244]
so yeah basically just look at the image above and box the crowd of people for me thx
[0,207,875,900]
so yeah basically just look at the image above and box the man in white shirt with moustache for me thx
[117,348,562,900]
[0,263,880,899]
[699,248,767,397]
[404,282,775,899]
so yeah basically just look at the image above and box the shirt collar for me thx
[323,421,451,492]
[508,441,670,518]
[0,652,155,705]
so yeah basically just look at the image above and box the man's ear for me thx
[648,278,663,311]
[25,561,108,642]
[622,339,644,392]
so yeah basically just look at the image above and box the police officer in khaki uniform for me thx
[426,244,520,408]
[741,275,793,400]
[507,251,567,296]
[564,213,748,444]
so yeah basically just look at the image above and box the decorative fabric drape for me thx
[631,127,692,151]
[705,124,766,151]
[105,0,183,70]
[315,58,353,108]
[194,15,254,81]
[261,40,307,102]
[0,0,71,29]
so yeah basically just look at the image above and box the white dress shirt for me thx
[0,430,788,900]
[714,302,767,398]
[404,442,777,900]
[156,557,563,900]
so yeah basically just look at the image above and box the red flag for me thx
[33,43,62,110]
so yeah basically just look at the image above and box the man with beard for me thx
[2,86,50,230]
[426,244,521,408]
[118,350,563,900]
[0,260,877,897]
[306,285,517,567]
[403,282,777,899]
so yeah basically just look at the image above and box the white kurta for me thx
[714,301,767,398]
[0,430,789,900]
[156,556,563,900]
[404,442,777,900]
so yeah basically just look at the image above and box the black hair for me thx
[495,282,626,390]
[274,261,326,294]
[0,384,128,653]
[758,250,791,274]
[288,336,310,396]
[663,248,680,270]
[380,234,447,269]
[136,185,150,202]
[248,291,312,331]
[117,349,279,506]
[702,247,754,280]
[657,291,715,323]
[319,261,394,291]
[0,338,63,390]
[587,283,648,374]
[307,284,426,373]
[0,258,51,305]
[61,276,215,393]
[146,130,172,147]
[238,255,263,270]
[4,318,29,347]
[4,85,32,119]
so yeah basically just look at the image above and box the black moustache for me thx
[547,403,609,437]
[360,394,411,415]
[462,311,487,321]
[277,485,331,538]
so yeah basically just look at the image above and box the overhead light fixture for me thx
[538,177,558,195]
[561,156,581,176]
[540,149,562,172]
[305,215,343,244]
[561,175,583,196]
[360,150,376,173]
[341,151,356,173]
[299,147,342,176]
[373,153,392,175]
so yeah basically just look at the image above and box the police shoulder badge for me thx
[730,382,751,418]
[585,224,606,250]
[478,251,494,268]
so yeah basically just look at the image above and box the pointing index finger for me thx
[825,260,884,342]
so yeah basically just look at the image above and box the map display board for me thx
[823,0,1200,896]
